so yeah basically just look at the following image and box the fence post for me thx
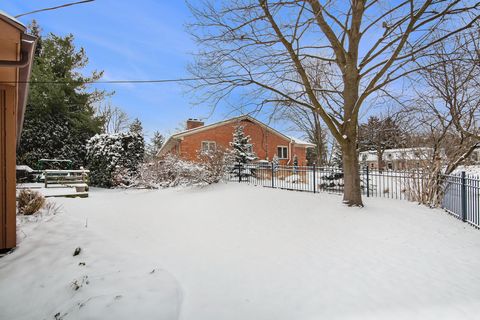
[366,165,370,197]
[238,162,241,183]
[313,164,316,193]
[271,162,275,188]
[461,171,467,222]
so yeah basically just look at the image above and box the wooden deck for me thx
[17,183,89,199]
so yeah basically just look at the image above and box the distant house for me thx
[359,147,434,170]
[468,147,480,164]
[157,115,315,165]
[0,11,37,251]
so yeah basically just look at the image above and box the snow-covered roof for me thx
[359,147,434,162]
[288,136,314,146]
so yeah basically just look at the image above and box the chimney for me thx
[186,118,204,130]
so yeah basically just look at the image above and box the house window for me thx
[277,146,288,159]
[201,141,216,153]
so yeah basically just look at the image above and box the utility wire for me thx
[0,77,230,85]
[0,70,295,85]
[14,0,95,18]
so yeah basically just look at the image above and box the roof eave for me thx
[16,34,38,145]
[0,10,26,32]
[156,136,181,157]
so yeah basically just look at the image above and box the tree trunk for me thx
[377,149,384,172]
[340,55,362,206]
[341,139,363,206]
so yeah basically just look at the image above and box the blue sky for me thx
[2,1,403,142]
[3,0,268,139]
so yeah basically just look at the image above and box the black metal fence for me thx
[229,163,480,229]
[441,172,480,228]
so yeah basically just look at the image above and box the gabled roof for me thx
[157,115,314,157]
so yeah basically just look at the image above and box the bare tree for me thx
[278,106,327,165]
[187,0,479,206]
[416,29,480,171]
[403,28,480,205]
[96,102,130,134]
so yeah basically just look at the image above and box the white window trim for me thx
[201,141,216,153]
[277,145,288,159]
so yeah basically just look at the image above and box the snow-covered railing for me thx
[44,169,90,190]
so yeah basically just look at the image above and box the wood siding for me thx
[0,87,17,249]
[0,19,22,250]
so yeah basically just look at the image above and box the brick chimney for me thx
[186,118,204,130]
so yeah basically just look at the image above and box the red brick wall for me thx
[171,119,309,165]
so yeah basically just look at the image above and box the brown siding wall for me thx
[0,20,21,250]
[173,119,309,165]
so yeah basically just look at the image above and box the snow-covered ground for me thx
[2,183,480,320]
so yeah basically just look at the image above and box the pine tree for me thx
[230,125,256,164]
[129,118,143,135]
[331,142,343,168]
[17,21,106,168]
[128,118,145,166]
[146,131,165,161]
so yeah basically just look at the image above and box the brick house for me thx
[157,115,315,165]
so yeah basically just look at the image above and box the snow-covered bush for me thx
[85,132,144,187]
[272,155,279,172]
[131,152,231,188]
[17,189,46,215]
[197,148,234,184]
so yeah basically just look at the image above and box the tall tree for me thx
[128,118,145,164]
[17,21,106,167]
[358,116,405,170]
[187,0,479,206]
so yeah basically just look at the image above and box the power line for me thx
[0,77,222,85]
[15,0,95,18]
[0,70,295,85]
